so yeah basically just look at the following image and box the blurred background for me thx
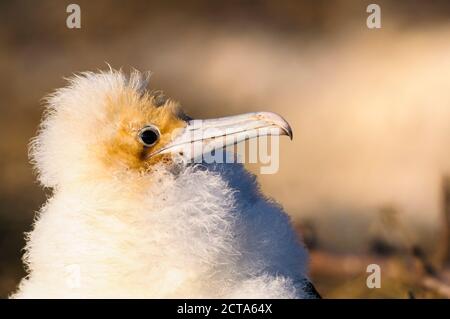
[1,0,450,298]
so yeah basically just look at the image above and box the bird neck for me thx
[19,163,244,297]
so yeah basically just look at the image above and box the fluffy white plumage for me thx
[12,70,315,298]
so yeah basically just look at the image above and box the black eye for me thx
[138,125,160,147]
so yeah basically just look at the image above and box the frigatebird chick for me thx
[12,70,319,298]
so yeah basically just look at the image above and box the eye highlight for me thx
[138,125,160,147]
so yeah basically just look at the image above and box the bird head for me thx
[31,70,292,188]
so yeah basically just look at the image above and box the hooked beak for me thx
[149,112,293,159]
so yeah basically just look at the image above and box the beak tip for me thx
[281,124,293,140]
[287,128,293,140]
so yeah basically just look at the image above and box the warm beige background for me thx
[1,0,450,297]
